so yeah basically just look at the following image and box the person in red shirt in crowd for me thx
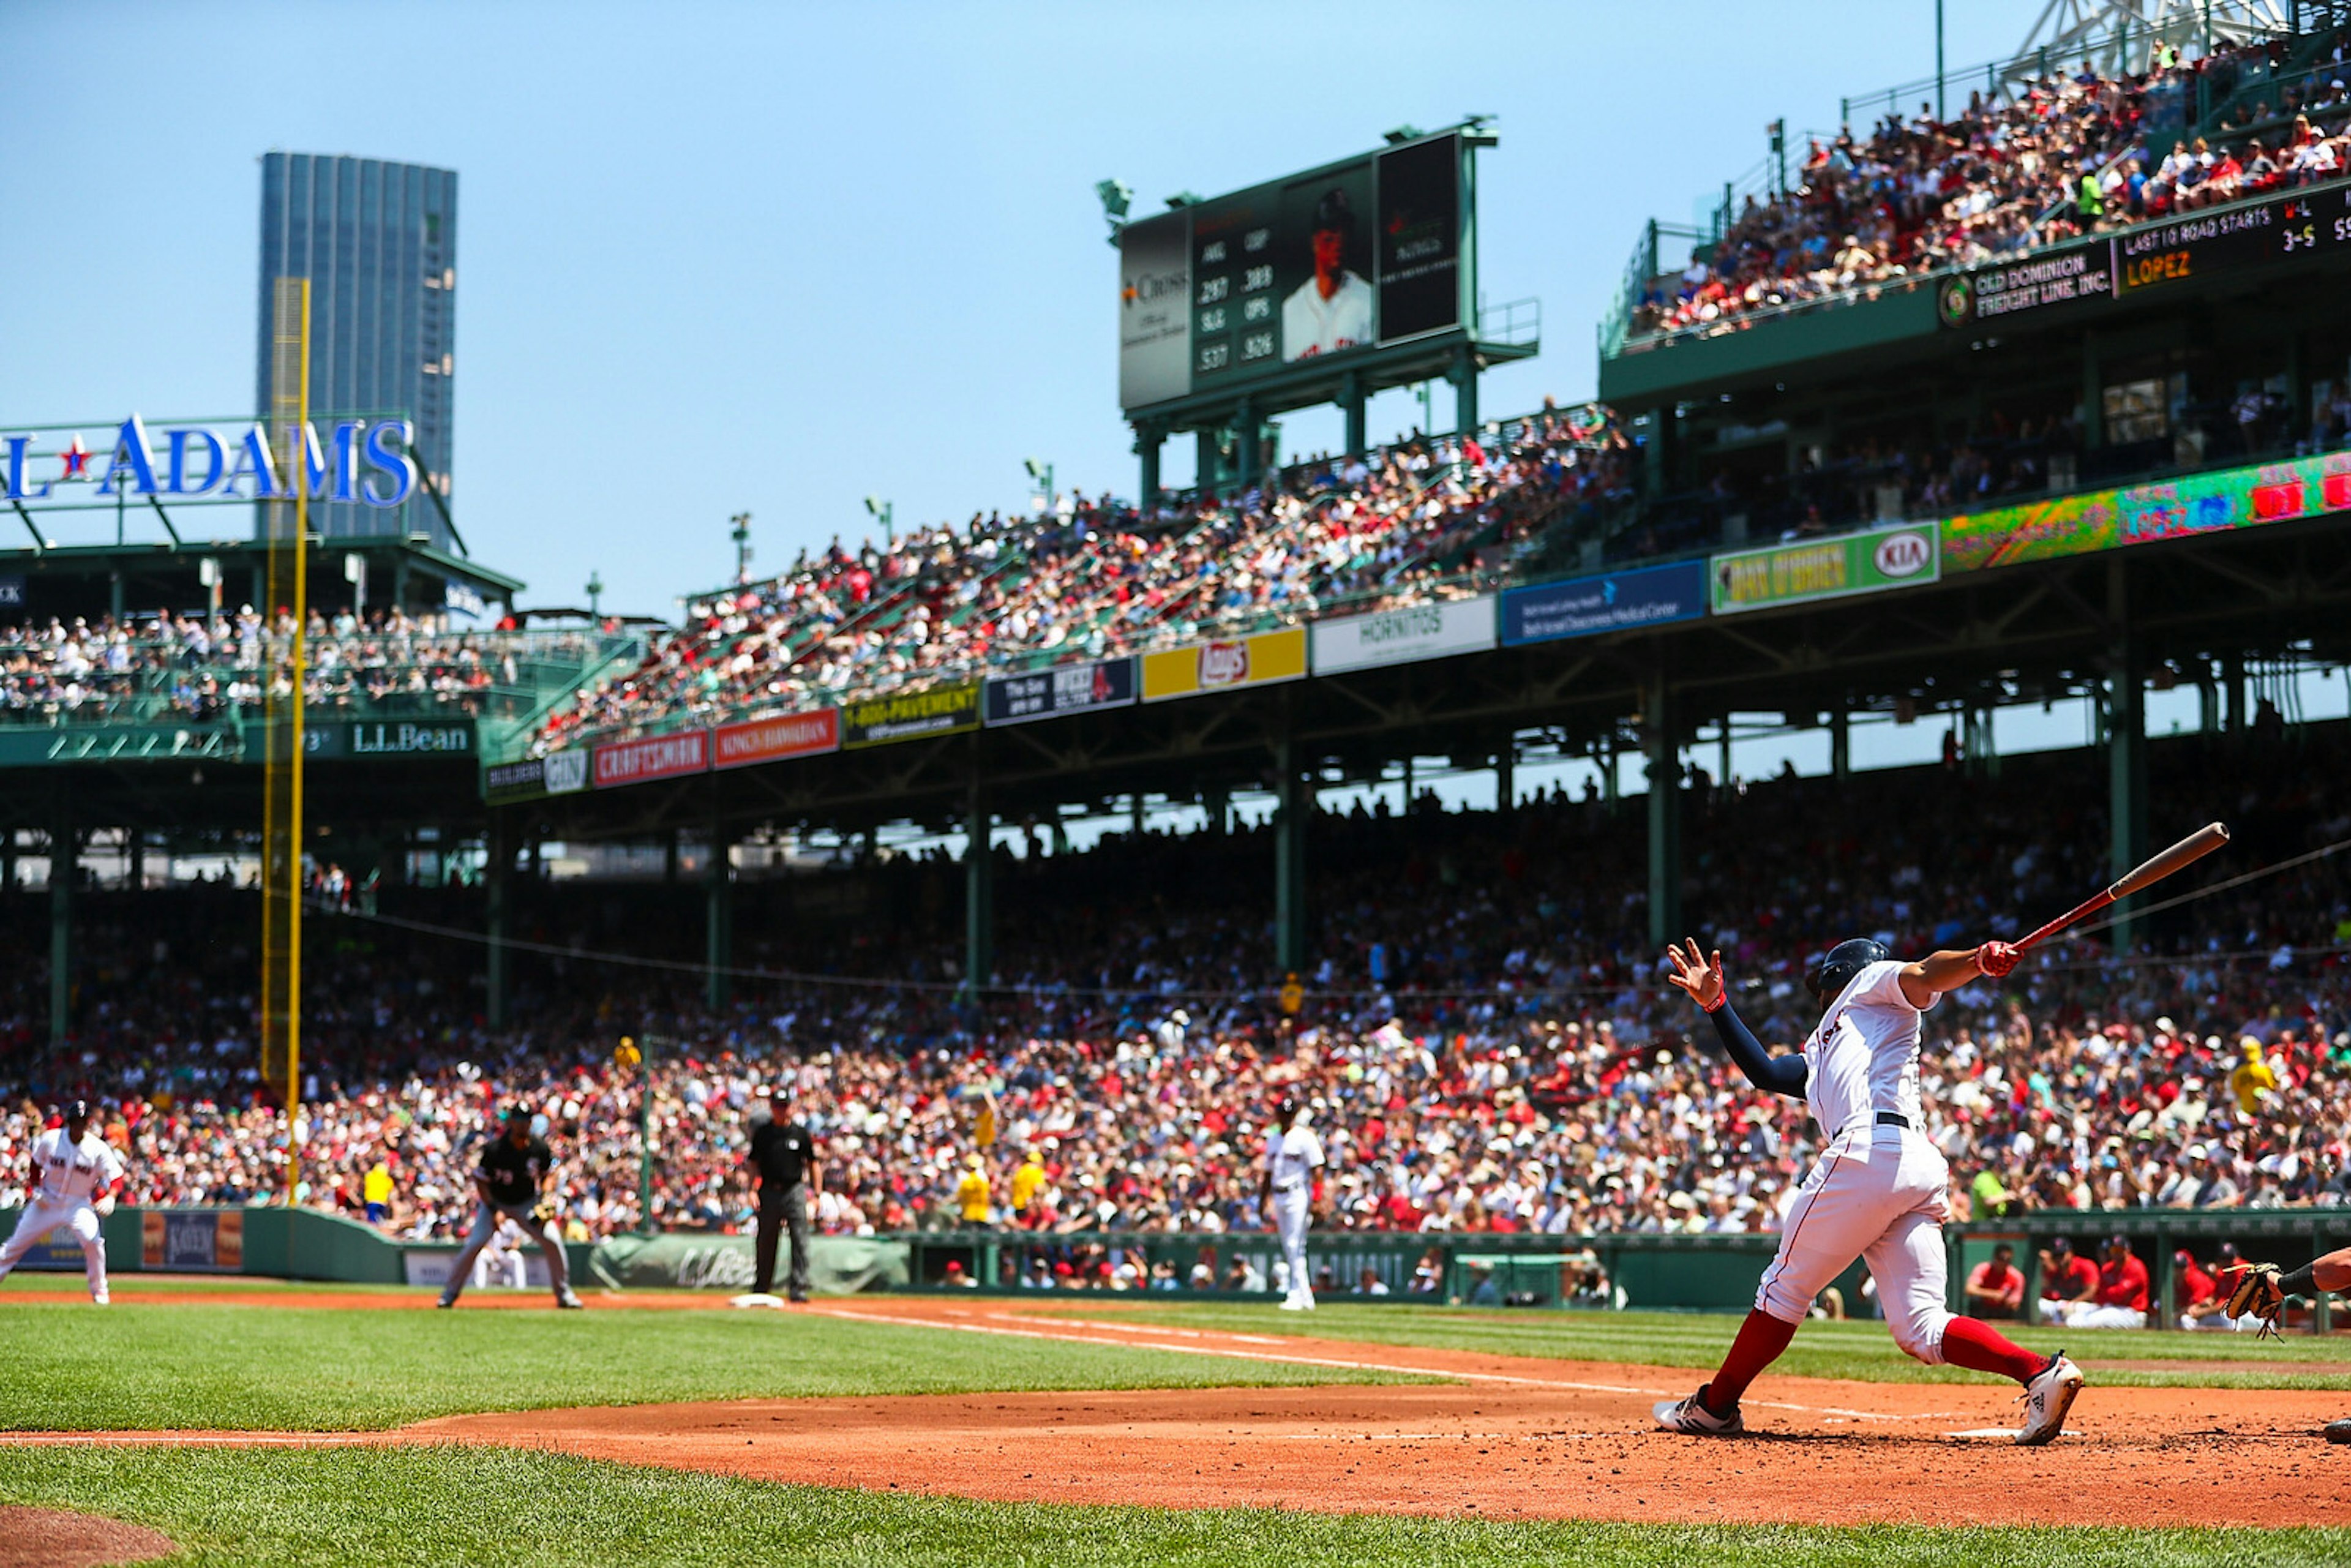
[1964,1242,2026,1319]
[2036,1236,2099,1324]
[2063,1234,2151,1329]
[2172,1248,2225,1329]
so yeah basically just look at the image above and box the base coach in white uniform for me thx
[1258,1096,1324,1311]
[1652,936,2085,1445]
[0,1100,125,1305]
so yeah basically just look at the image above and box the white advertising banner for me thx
[1311,595,1497,675]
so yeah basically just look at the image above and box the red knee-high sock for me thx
[1703,1308,1799,1414]
[1938,1315,2048,1383]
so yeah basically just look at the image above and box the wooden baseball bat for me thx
[2015,822,2230,951]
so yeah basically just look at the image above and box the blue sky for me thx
[3,0,2049,619]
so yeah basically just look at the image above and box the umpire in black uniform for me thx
[747,1092,818,1302]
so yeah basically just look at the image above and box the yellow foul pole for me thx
[262,277,310,1204]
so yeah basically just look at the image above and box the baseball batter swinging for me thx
[0,1100,124,1305]
[1652,936,2085,1445]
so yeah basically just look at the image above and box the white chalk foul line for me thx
[811,1305,1933,1425]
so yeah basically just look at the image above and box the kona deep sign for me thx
[1,415,419,510]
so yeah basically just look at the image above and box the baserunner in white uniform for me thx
[1651,936,2085,1446]
[1258,1096,1324,1311]
[0,1100,125,1305]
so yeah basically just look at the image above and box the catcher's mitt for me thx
[2222,1262,2286,1340]
[531,1199,559,1228]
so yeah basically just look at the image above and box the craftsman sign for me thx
[593,729,710,788]
[983,657,1137,726]
[841,683,981,748]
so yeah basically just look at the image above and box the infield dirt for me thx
[4,1294,2344,1526]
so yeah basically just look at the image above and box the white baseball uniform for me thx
[1267,1122,1324,1308]
[1752,961,1957,1365]
[1281,272,1373,360]
[0,1127,126,1302]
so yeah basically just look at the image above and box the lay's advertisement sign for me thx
[1140,626,1308,703]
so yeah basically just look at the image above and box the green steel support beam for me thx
[50,810,72,1048]
[706,818,734,1011]
[1274,736,1308,973]
[1135,422,1161,509]
[485,810,509,1029]
[2108,560,2148,954]
[965,775,992,999]
[1341,369,1367,457]
[1645,670,1682,947]
[1452,343,1478,437]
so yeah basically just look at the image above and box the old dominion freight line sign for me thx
[2,413,420,513]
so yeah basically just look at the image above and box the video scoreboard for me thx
[1119,131,1470,413]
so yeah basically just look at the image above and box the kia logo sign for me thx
[1874,530,1932,578]
[1198,642,1248,685]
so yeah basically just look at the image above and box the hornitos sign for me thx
[1,414,419,512]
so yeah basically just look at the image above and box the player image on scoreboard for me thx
[1280,165,1376,361]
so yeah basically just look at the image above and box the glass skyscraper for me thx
[255,152,457,547]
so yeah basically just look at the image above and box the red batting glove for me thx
[1977,940,2020,978]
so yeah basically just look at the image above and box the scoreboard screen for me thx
[1119,132,1466,413]
[2117,183,2351,294]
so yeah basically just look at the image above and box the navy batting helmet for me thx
[62,1098,90,1125]
[1275,1095,1300,1122]
[1806,938,1891,1003]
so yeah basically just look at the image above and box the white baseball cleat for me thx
[91,1292,109,1307]
[2015,1351,2084,1446]
[1654,1387,1744,1435]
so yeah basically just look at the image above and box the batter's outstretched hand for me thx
[1976,940,2020,978]
[1665,939,1726,1012]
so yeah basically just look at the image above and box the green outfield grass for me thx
[0,1302,1419,1432]
[0,1274,411,1296]
[0,1446,2337,1568]
[1034,1302,2351,1391]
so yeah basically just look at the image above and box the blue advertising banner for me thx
[1501,560,1707,645]
[984,656,1137,726]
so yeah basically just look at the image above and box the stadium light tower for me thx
[863,494,894,544]
[730,511,752,585]
[1023,458,1055,514]
[2012,0,2286,82]
[1094,178,1132,248]
[586,570,603,617]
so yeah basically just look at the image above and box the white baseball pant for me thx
[1755,1125,1954,1364]
[0,1198,108,1299]
[1273,1184,1313,1305]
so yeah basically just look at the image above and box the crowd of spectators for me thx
[0,607,613,727]
[2,721,2347,1269]
[533,404,1634,754]
[1629,28,2351,340]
